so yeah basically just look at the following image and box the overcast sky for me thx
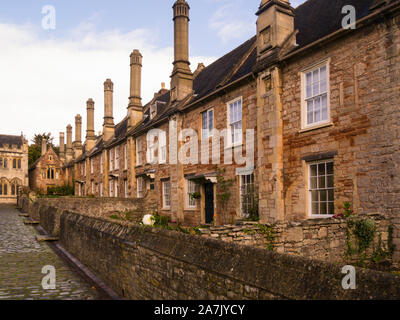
[0,0,306,143]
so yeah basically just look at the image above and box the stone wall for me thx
[19,190,157,221]
[199,214,392,264]
[57,210,400,300]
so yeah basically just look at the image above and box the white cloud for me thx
[209,2,254,44]
[0,21,215,142]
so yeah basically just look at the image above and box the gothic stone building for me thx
[29,140,65,194]
[0,134,29,204]
[58,0,400,257]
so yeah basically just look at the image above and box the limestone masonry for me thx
[29,0,400,263]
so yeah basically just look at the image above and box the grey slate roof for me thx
[0,135,23,148]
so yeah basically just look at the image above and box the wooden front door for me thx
[204,183,214,224]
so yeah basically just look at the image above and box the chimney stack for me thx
[59,132,65,162]
[128,50,143,130]
[256,0,294,61]
[41,138,47,156]
[66,125,73,162]
[73,114,83,159]
[103,79,115,142]
[170,0,193,102]
[86,98,96,151]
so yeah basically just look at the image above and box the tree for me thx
[28,133,59,167]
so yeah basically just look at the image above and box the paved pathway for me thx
[0,204,103,300]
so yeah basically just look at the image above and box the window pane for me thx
[209,110,213,135]
[202,112,207,130]
[328,202,335,215]
[320,190,327,202]
[327,162,333,174]
[310,177,317,189]
[321,94,328,120]
[307,100,314,124]
[320,202,327,215]
[318,163,326,175]
[327,175,334,188]
[314,97,321,122]
[328,189,334,201]
[310,165,317,177]
[312,202,319,215]
[311,190,318,202]
[318,176,326,189]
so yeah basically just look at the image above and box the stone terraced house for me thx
[55,0,400,258]
[29,139,65,194]
[0,134,28,204]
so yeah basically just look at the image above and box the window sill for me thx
[184,207,197,211]
[308,215,334,219]
[161,207,171,211]
[300,122,333,133]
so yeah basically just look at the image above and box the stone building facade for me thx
[0,134,28,203]
[56,0,400,258]
[29,139,65,193]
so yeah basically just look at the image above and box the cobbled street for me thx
[0,204,103,300]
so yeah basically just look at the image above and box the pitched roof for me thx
[191,36,256,105]
[75,0,398,162]
[294,0,378,49]
[0,135,23,148]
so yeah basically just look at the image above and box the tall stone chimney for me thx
[73,114,83,159]
[256,0,294,61]
[128,50,143,130]
[66,125,73,162]
[59,132,65,162]
[103,79,115,142]
[41,138,47,156]
[86,98,96,151]
[170,0,193,102]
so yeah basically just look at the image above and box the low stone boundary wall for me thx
[55,210,400,300]
[200,215,392,264]
[19,193,158,225]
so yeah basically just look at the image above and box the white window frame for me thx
[90,158,94,174]
[91,182,95,195]
[109,179,113,197]
[186,180,197,209]
[137,177,144,198]
[240,174,255,218]
[159,132,167,164]
[308,159,334,218]
[109,149,113,171]
[227,97,243,147]
[100,182,103,197]
[136,137,142,166]
[115,147,119,170]
[124,180,128,198]
[162,180,171,209]
[201,108,214,140]
[114,179,118,198]
[100,154,104,174]
[124,144,128,170]
[301,60,331,130]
